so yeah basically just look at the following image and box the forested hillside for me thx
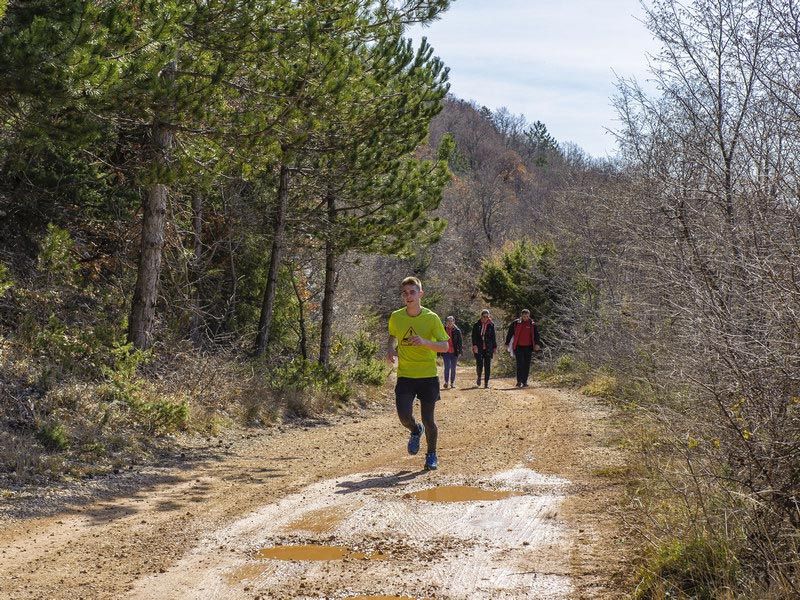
[1,0,798,598]
[0,0,455,468]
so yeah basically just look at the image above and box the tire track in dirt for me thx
[129,466,571,599]
[1,369,630,599]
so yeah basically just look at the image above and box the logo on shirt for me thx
[401,327,417,346]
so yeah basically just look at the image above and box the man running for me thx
[387,277,449,470]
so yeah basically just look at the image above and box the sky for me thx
[408,0,661,158]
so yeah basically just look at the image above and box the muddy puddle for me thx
[130,467,573,599]
[255,544,386,561]
[406,485,521,502]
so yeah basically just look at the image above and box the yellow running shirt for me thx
[388,306,449,378]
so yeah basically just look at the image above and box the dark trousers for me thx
[475,351,492,384]
[515,345,533,384]
[395,377,439,453]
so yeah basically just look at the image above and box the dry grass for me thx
[1,340,373,486]
[580,373,619,399]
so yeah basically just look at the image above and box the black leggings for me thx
[395,377,438,453]
[475,351,493,384]
[515,345,533,384]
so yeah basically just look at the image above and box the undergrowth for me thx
[0,226,389,485]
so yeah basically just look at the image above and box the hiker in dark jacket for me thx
[505,308,541,387]
[471,309,497,388]
[441,316,463,389]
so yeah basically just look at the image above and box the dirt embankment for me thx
[0,370,631,599]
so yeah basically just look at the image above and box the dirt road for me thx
[0,370,630,599]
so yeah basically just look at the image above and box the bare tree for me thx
[614,0,799,593]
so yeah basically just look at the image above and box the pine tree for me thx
[477,240,574,344]
[524,120,559,166]
[0,1,278,348]
[250,1,369,356]
[304,30,453,366]
[250,1,452,358]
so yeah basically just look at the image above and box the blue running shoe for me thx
[424,452,438,470]
[407,423,424,455]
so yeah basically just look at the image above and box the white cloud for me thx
[409,0,661,156]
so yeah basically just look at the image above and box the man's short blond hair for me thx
[401,276,422,290]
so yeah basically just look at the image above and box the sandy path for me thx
[0,370,629,599]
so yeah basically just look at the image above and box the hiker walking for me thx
[441,315,463,389]
[471,309,497,388]
[505,308,541,387]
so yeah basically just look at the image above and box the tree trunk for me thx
[318,194,337,367]
[254,164,290,356]
[189,192,203,346]
[128,60,176,350]
[221,185,239,335]
[291,271,308,360]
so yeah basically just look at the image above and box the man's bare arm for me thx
[409,336,449,352]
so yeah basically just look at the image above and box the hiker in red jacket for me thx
[505,309,541,387]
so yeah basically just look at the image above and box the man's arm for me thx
[386,335,397,365]
[429,339,450,352]
[409,335,449,353]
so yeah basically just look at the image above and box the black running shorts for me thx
[395,376,440,404]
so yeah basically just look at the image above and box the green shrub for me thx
[37,223,78,283]
[136,397,189,434]
[352,331,380,361]
[36,421,69,451]
[20,314,149,384]
[634,537,738,600]
[268,357,350,403]
[105,341,151,382]
[97,379,137,405]
[100,344,181,435]
[347,332,389,385]
[348,358,388,385]
[537,354,589,387]
[97,342,149,404]
[324,369,351,403]
[31,315,94,375]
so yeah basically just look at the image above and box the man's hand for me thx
[472,344,478,354]
[534,344,541,352]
